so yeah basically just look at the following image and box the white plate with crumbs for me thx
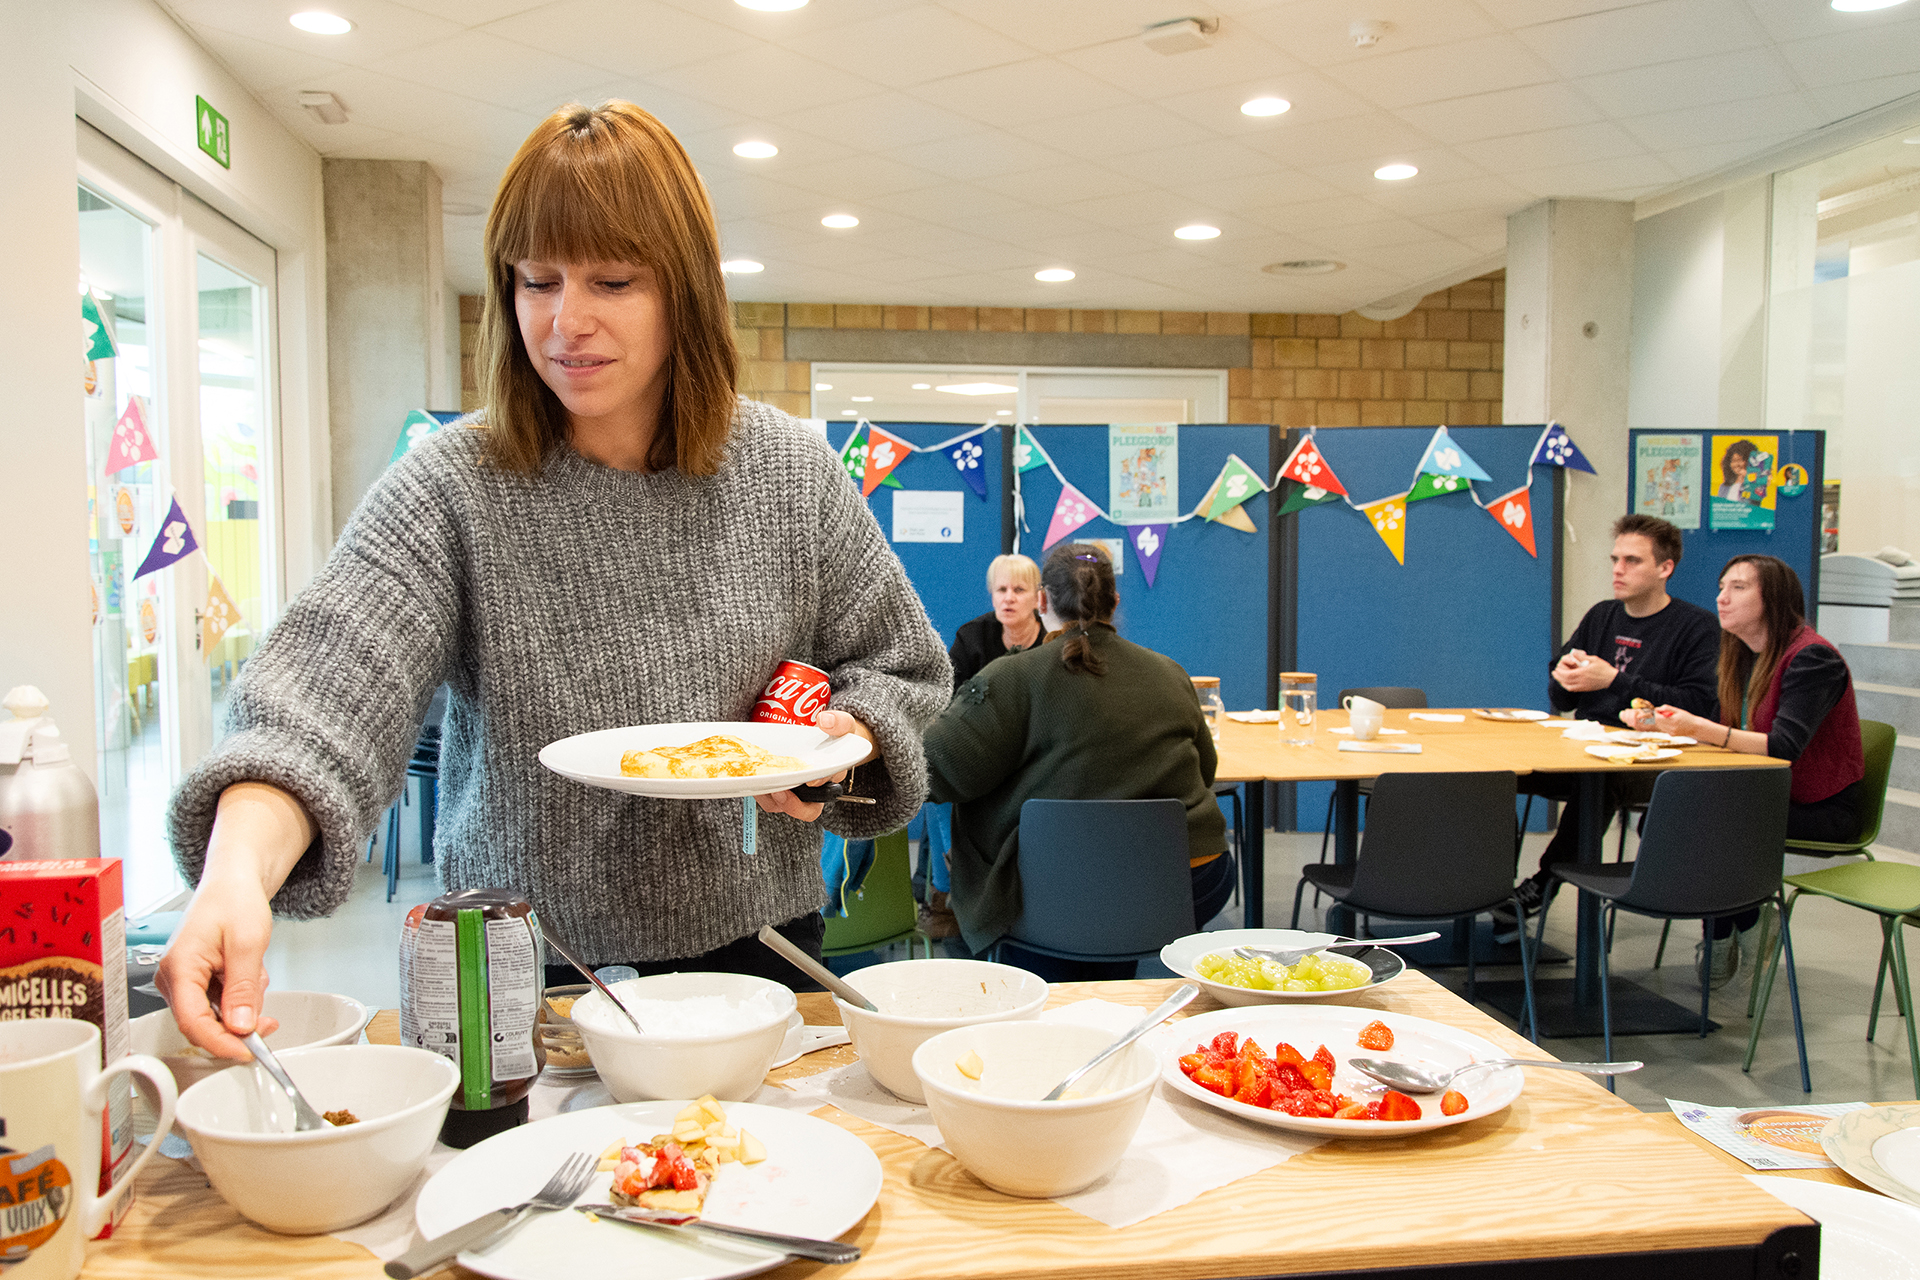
[539,721,868,799]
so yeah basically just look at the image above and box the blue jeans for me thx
[908,802,952,893]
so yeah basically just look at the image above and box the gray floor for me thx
[263,806,1920,1114]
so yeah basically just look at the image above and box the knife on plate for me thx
[573,1204,861,1264]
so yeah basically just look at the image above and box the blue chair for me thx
[988,799,1196,967]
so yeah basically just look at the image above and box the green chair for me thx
[1746,860,1920,1097]
[822,829,932,961]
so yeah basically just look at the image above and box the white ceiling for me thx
[165,0,1920,313]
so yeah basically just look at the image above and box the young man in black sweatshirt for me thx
[1501,513,1721,934]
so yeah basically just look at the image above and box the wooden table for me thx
[83,976,1820,1279]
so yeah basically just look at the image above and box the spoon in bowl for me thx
[757,925,880,1012]
[242,1032,329,1132]
[1041,983,1200,1102]
[1232,931,1440,967]
[1349,1056,1643,1095]
[544,932,644,1034]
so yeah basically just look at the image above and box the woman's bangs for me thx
[491,145,653,272]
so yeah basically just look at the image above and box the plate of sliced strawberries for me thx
[1156,1005,1523,1138]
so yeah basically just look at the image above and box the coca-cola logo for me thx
[757,672,831,722]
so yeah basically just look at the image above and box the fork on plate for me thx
[384,1150,597,1279]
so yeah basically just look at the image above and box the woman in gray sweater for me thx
[157,101,949,1058]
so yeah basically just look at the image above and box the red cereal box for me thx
[0,859,133,1236]
[752,660,832,726]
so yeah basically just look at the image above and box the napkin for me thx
[782,1000,1322,1229]
[1557,720,1611,741]
[1227,710,1282,723]
[1329,726,1408,735]
[1407,712,1464,722]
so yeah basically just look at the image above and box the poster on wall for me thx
[1709,434,1778,531]
[1633,434,1702,529]
[1108,424,1178,524]
[891,489,963,543]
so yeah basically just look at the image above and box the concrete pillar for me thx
[1503,199,1635,623]
[323,159,456,534]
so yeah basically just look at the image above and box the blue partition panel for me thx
[1627,429,1824,620]
[855,423,1004,652]
[1290,425,1561,828]
[1017,425,1271,713]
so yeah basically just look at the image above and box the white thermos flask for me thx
[0,685,102,860]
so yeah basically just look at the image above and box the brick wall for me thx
[460,271,1503,426]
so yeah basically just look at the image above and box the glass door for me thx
[77,124,281,914]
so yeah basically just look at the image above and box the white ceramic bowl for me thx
[569,971,796,1103]
[912,1021,1157,1198]
[833,959,1050,1104]
[174,1044,458,1234]
[129,990,373,1091]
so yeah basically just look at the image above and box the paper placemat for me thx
[1228,710,1282,723]
[1667,1097,1872,1170]
[1337,741,1422,754]
[1407,713,1464,722]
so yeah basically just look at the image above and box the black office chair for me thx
[1297,771,1536,1036]
[1306,687,1428,919]
[1535,767,1809,1093]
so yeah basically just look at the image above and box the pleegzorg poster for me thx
[1709,434,1778,531]
[1634,434,1702,529]
[1108,424,1179,525]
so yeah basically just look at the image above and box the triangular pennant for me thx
[1415,426,1493,481]
[837,423,869,485]
[861,426,913,497]
[1407,470,1472,503]
[200,573,242,653]
[1014,427,1051,474]
[1359,492,1409,565]
[1042,483,1100,550]
[1128,523,1168,587]
[390,409,448,464]
[1215,502,1257,533]
[1275,480,1341,517]
[948,435,989,499]
[1490,484,1538,557]
[1531,422,1596,474]
[133,496,200,578]
[1276,435,1347,496]
[1202,453,1268,520]
[105,395,158,474]
[81,290,117,362]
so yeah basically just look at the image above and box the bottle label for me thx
[400,916,461,1069]
[484,916,538,1084]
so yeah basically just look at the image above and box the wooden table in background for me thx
[83,976,1820,1279]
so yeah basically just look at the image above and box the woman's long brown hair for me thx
[1041,544,1119,675]
[1716,554,1807,727]
[476,101,738,476]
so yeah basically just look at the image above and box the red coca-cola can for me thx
[753,659,832,726]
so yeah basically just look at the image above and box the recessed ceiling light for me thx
[936,382,1018,396]
[821,214,859,229]
[851,395,874,402]
[1374,163,1418,181]
[996,409,1013,416]
[1831,0,1907,10]
[1035,268,1075,282]
[814,383,832,391]
[1240,97,1291,117]
[911,383,931,390]
[1175,225,1221,240]
[289,11,353,34]
[1263,259,1345,275]
[841,409,857,415]
[737,0,807,9]
[732,141,778,159]
[720,260,763,273]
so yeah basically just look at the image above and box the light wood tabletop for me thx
[83,975,1821,1279]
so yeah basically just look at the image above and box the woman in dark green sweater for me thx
[924,543,1231,966]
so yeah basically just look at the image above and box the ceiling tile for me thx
[572,81,750,138]
[780,7,1037,86]
[362,29,617,114]
[391,0,548,22]
[1323,34,1561,109]
[186,23,351,92]
[1506,152,1681,198]
[264,113,403,159]
[1098,137,1282,189]
[1259,193,1401,231]
[772,151,947,200]
[938,206,1102,243]
[1807,70,1920,123]
[1777,22,1920,89]
[1175,170,1349,213]
[702,173,836,218]
[1370,174,1543,217]
[1305,147,1494,198]
[268,67,483,136]
[905,59,1134,130]
[1010,102,1219,161]
[859,182,1031,223]
[1055,26,1304,98]
[1512,0,1769,80]
[1237,0,1502,69]
[1474,0,1656,25]
[1302,219,1448,254]
[1056,187,1228,230]
[170,0,461,63]
[479,0,761,77]
[973,161,1141,205]
[1154,70,1378,133]
[1621,92,1820,153]
[647,42,888,117]
[1740,0,1920,45]
[1656,131,1804,177]
[678,123,856,173]
[687,0,932,42]
[883,132,1074,181]
[1237,111,1440,169]
[1571,47,1801,118]
[1457,121,1647,172]
[843,256,972,283]
[412,102,547,157]
[779,93,981,150]
[1393,83,1602,144]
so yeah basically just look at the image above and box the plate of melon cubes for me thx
[1160,929,1407,1006]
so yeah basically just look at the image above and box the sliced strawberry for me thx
[1178,1052,1208,1076]
[1210,1031,1240,1057]
[1364,1101,1384,1120]
[669,1156,700,1192]
[1377,1090,1422,1121]
[1334,1101,1371,1120]
[1273,1041,1306,1068]
[1312,1044,1336,1075]
[1306,1089,1339,1117]
[1271,1062,1310,1095]
[1237,1037,1269,1063]
[1299,1059,1333,1093]
[1193,1062,1234,1095]
[1232,1074,1273,1109]
[1440,1090,1469,1117]
[1275,1089,1317,1117]
[1357,1020,1395,1051]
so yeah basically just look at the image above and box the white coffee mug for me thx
[0,1019,177,1279]
[1342,694,1386,717]
[1349,711,1384,741]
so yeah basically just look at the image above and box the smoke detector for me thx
[1142,17,1219,55]
[297,91,349,124]
[1349,19,1391,48]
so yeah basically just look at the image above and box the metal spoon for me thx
[1041,983,1200,1102]
[1233,931,1440,967]
[757,925,880,1012]
[1349,1055,1643,1095]
[544,932,644,1034]
[242,1032,329,1132]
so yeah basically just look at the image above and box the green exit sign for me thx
[195,95,230,169]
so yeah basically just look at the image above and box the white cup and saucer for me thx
[1343,694,1386,741]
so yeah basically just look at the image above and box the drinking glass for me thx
[1280,672,1316,746]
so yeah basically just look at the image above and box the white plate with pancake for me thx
[1602,730,1698,747]
[1584,744,1682,763]
[540,721,869,799]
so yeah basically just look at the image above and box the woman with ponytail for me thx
[923,543,1230,975]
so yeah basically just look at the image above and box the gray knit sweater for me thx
[167,400,950,962]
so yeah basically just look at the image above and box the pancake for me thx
[621,733,806,779]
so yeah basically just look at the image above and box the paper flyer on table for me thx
[1667,1098,1870,1169]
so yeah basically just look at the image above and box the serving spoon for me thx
[1233,931,1440,967]
[1041,983,1200,1102]
[545,932,644,1034]
[1349,1055,1643,1094]
[757,925,880,1012]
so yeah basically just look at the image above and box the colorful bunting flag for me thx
[1277,436,1347,496]
[1202,453,1268,521]
[837,425,902,491]
[948,436,989,499]
[389,409,459,465]
[133,496,199,579]
[1275,480,1341,517]
[1490,484,1537,557]
[1014,427,1051,474]
[1215,502,1257,534]
[1128,523,1168,587]
[1360,492,1409,565]
[200,573,242,653]
[1042,483,1100,550]
[861,426,913,496]
[1415,426,1492,481]
[81,291,116,362]
[1531,422,1595,474]
[104,396,158,475]
[1407,470,1472,503]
